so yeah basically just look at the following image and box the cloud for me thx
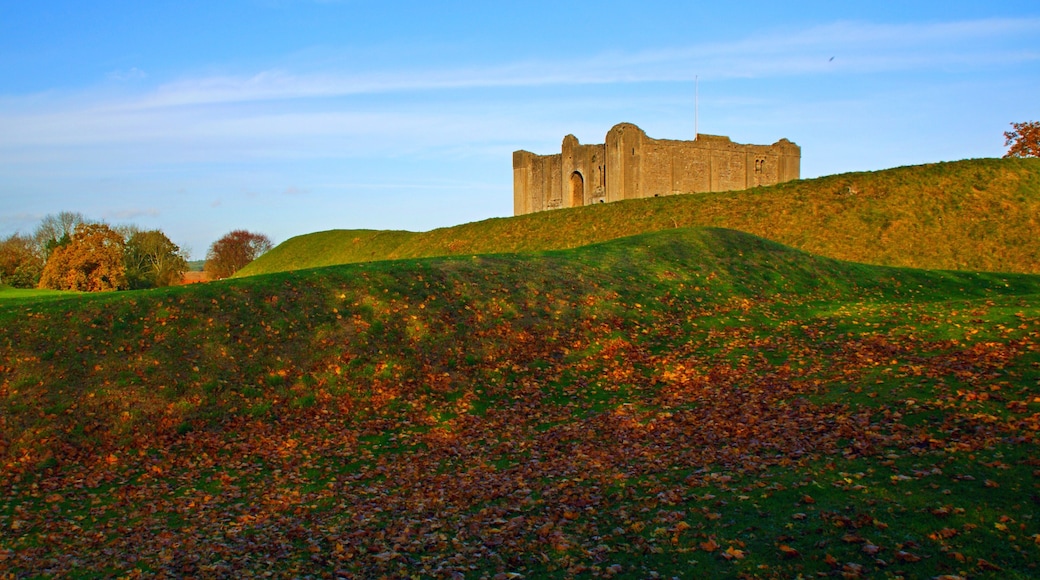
[0,16,1036,166]
[92,17,1037,110]
[106,208,160,220]
[282,186,308,196]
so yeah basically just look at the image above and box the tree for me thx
[39,223,127,291]
[1004,121,1040,158]
[33,211,86,259]
[204,230,272,279]
[0,233,45,288]
[124,229,190,289]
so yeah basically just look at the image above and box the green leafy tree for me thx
[39,223,127,291]
[0,233,45,288]
[204,230,272,279]
[124,229,189,289]
[1004,121,1040,158]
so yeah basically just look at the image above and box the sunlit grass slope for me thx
[0,286,77,304]
[3,228,1040,577]
[238,157,1040,277]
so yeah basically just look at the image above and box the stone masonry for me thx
[513,123,800,215]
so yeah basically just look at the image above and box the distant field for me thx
[3,227,1040,577]
[238,157,1040,277]
[0,286,79,304]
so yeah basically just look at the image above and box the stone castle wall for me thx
[513,123,800,215]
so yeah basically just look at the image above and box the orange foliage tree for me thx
[1004,121,1040,158]
[204,229,272,279]
[38,223,128,291]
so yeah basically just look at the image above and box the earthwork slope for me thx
[239,157,1040,277]
[4,228,1040,577]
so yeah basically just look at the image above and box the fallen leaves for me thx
[928,527,958,541]
[721,546,746,560]
[1,239,1040,577]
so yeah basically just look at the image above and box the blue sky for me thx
[1,1,1038,259]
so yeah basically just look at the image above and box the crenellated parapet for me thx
[513,123,800,215]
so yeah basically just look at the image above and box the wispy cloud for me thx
[0,17,1036,161]
[102,17,1040,109]
[107,208,160,220]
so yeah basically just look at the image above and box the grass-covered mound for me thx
[2,227,1040,578]
[239,157,1040,278]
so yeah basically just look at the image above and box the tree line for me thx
[0,211,271,291]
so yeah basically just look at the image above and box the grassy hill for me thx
[238,157,1040,278]
[3,227,1040,577]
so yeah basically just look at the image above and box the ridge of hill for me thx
[238,157,1040,277]
[3,227,1040,577]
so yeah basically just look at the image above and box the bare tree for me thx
[33,211,87,258]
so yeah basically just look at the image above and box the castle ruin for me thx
[513,123,800,215]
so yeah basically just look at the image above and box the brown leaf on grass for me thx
[928,527,958,541]
[721,546,745,560]
[778,544,800,559]
[894,550,921,563]
[976,558,1002,571]
[699,538,719,553]
[842,562,864,577]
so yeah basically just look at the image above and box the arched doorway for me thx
[569,171,584,207]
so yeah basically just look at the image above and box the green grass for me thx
[0,285,80,304]
[238,157,1040,278]
[2,227,1040,577]
[239,228,418,274]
